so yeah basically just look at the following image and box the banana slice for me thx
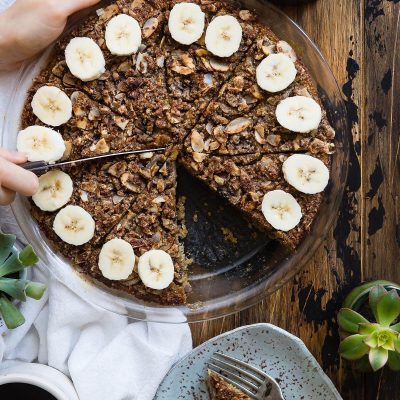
[98,238,135,280]
[32,170,73,212]
[65,37,106,82]
[31,86,72,126]
[205,15,242,58]
[138,249,174,290]
[276,96,322,133]
[53,205,95,246]
[17,126,66,163]
[261,190,302,232]
[169,2,205,45]
[256,54,297,93]
[105,14,142,56]
[282,154,330,194]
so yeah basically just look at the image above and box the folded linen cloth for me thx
[0,264,192,400]
[0,2,193,398]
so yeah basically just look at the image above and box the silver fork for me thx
[209,352,284,400]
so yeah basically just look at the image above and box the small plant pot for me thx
[343,280,400,312]
[339,280,400,372]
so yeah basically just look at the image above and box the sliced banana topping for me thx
[256,54,297,93]
[169,2,205,45]
[53,205,95,246]
[205,15,242,58]
[32,170,73,212]
[138,249,174,290]
[31,86,72,126]
[276,96,322,133]
[98,238,135,280]
[282,154,329,194]
[261,190,302,232]
[105,14,142,56]
[65,37,106,82]
[17,126,66,163]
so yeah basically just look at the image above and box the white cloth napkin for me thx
[0,2,193,399]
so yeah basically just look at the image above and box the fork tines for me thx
[208,352,283,400]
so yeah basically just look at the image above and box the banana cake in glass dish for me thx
[15,0,338,307]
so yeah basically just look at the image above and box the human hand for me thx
[0,0,101,70]
[0,148,39,205]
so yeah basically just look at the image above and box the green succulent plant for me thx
[0,231,47,329]
[338,285,400,371]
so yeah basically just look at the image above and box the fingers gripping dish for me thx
[20,1,335,305]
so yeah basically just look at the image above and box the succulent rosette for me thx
[338,284,400,371]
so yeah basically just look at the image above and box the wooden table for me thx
[191,1,400,398]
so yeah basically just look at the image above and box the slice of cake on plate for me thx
[207,370,251,400]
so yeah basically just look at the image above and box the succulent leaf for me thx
[0,234,45,330]
[0,232,16,265]
[369,347,389,371]
[0,278,28,301]
[339,334,369,360]
[0,245,38,278]
[0,251,23,277]
[369,285,387,322]
[25,282,47,300]
[0,294,25,329]
[338,308,369,333]
[358,323,381,335]
[18,245,39,266]
[390,322,400,332]
[394,337,400,353]
[376,290,400,326]
[387,351,400,371]
[364,333,379,348]
[377,329,396,351]
[0,278,47,302]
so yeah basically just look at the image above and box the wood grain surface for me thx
[190,1,400,398]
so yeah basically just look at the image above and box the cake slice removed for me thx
[180,152,329,250]
[207,370,251,400]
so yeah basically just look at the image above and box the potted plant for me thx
[0,231,47,329]
[338,282,400,371]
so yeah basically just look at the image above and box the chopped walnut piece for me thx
[276,40,297,62]
[143,17,159,38]
[93,138,110,154]
[191,131,205,153]
[225,118,252,134]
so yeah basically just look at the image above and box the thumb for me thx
[58,0,101,16]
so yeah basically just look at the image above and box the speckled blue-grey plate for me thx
[155,324,342,399]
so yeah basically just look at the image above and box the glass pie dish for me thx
[2,0,349,323]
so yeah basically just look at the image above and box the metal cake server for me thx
[21,147,166,172]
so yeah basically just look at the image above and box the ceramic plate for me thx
[155,324,342,399]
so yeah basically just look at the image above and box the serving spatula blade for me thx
[21,147,166,172]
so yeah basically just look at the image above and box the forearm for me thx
[0,0,101,71]
[0,10,18,70]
